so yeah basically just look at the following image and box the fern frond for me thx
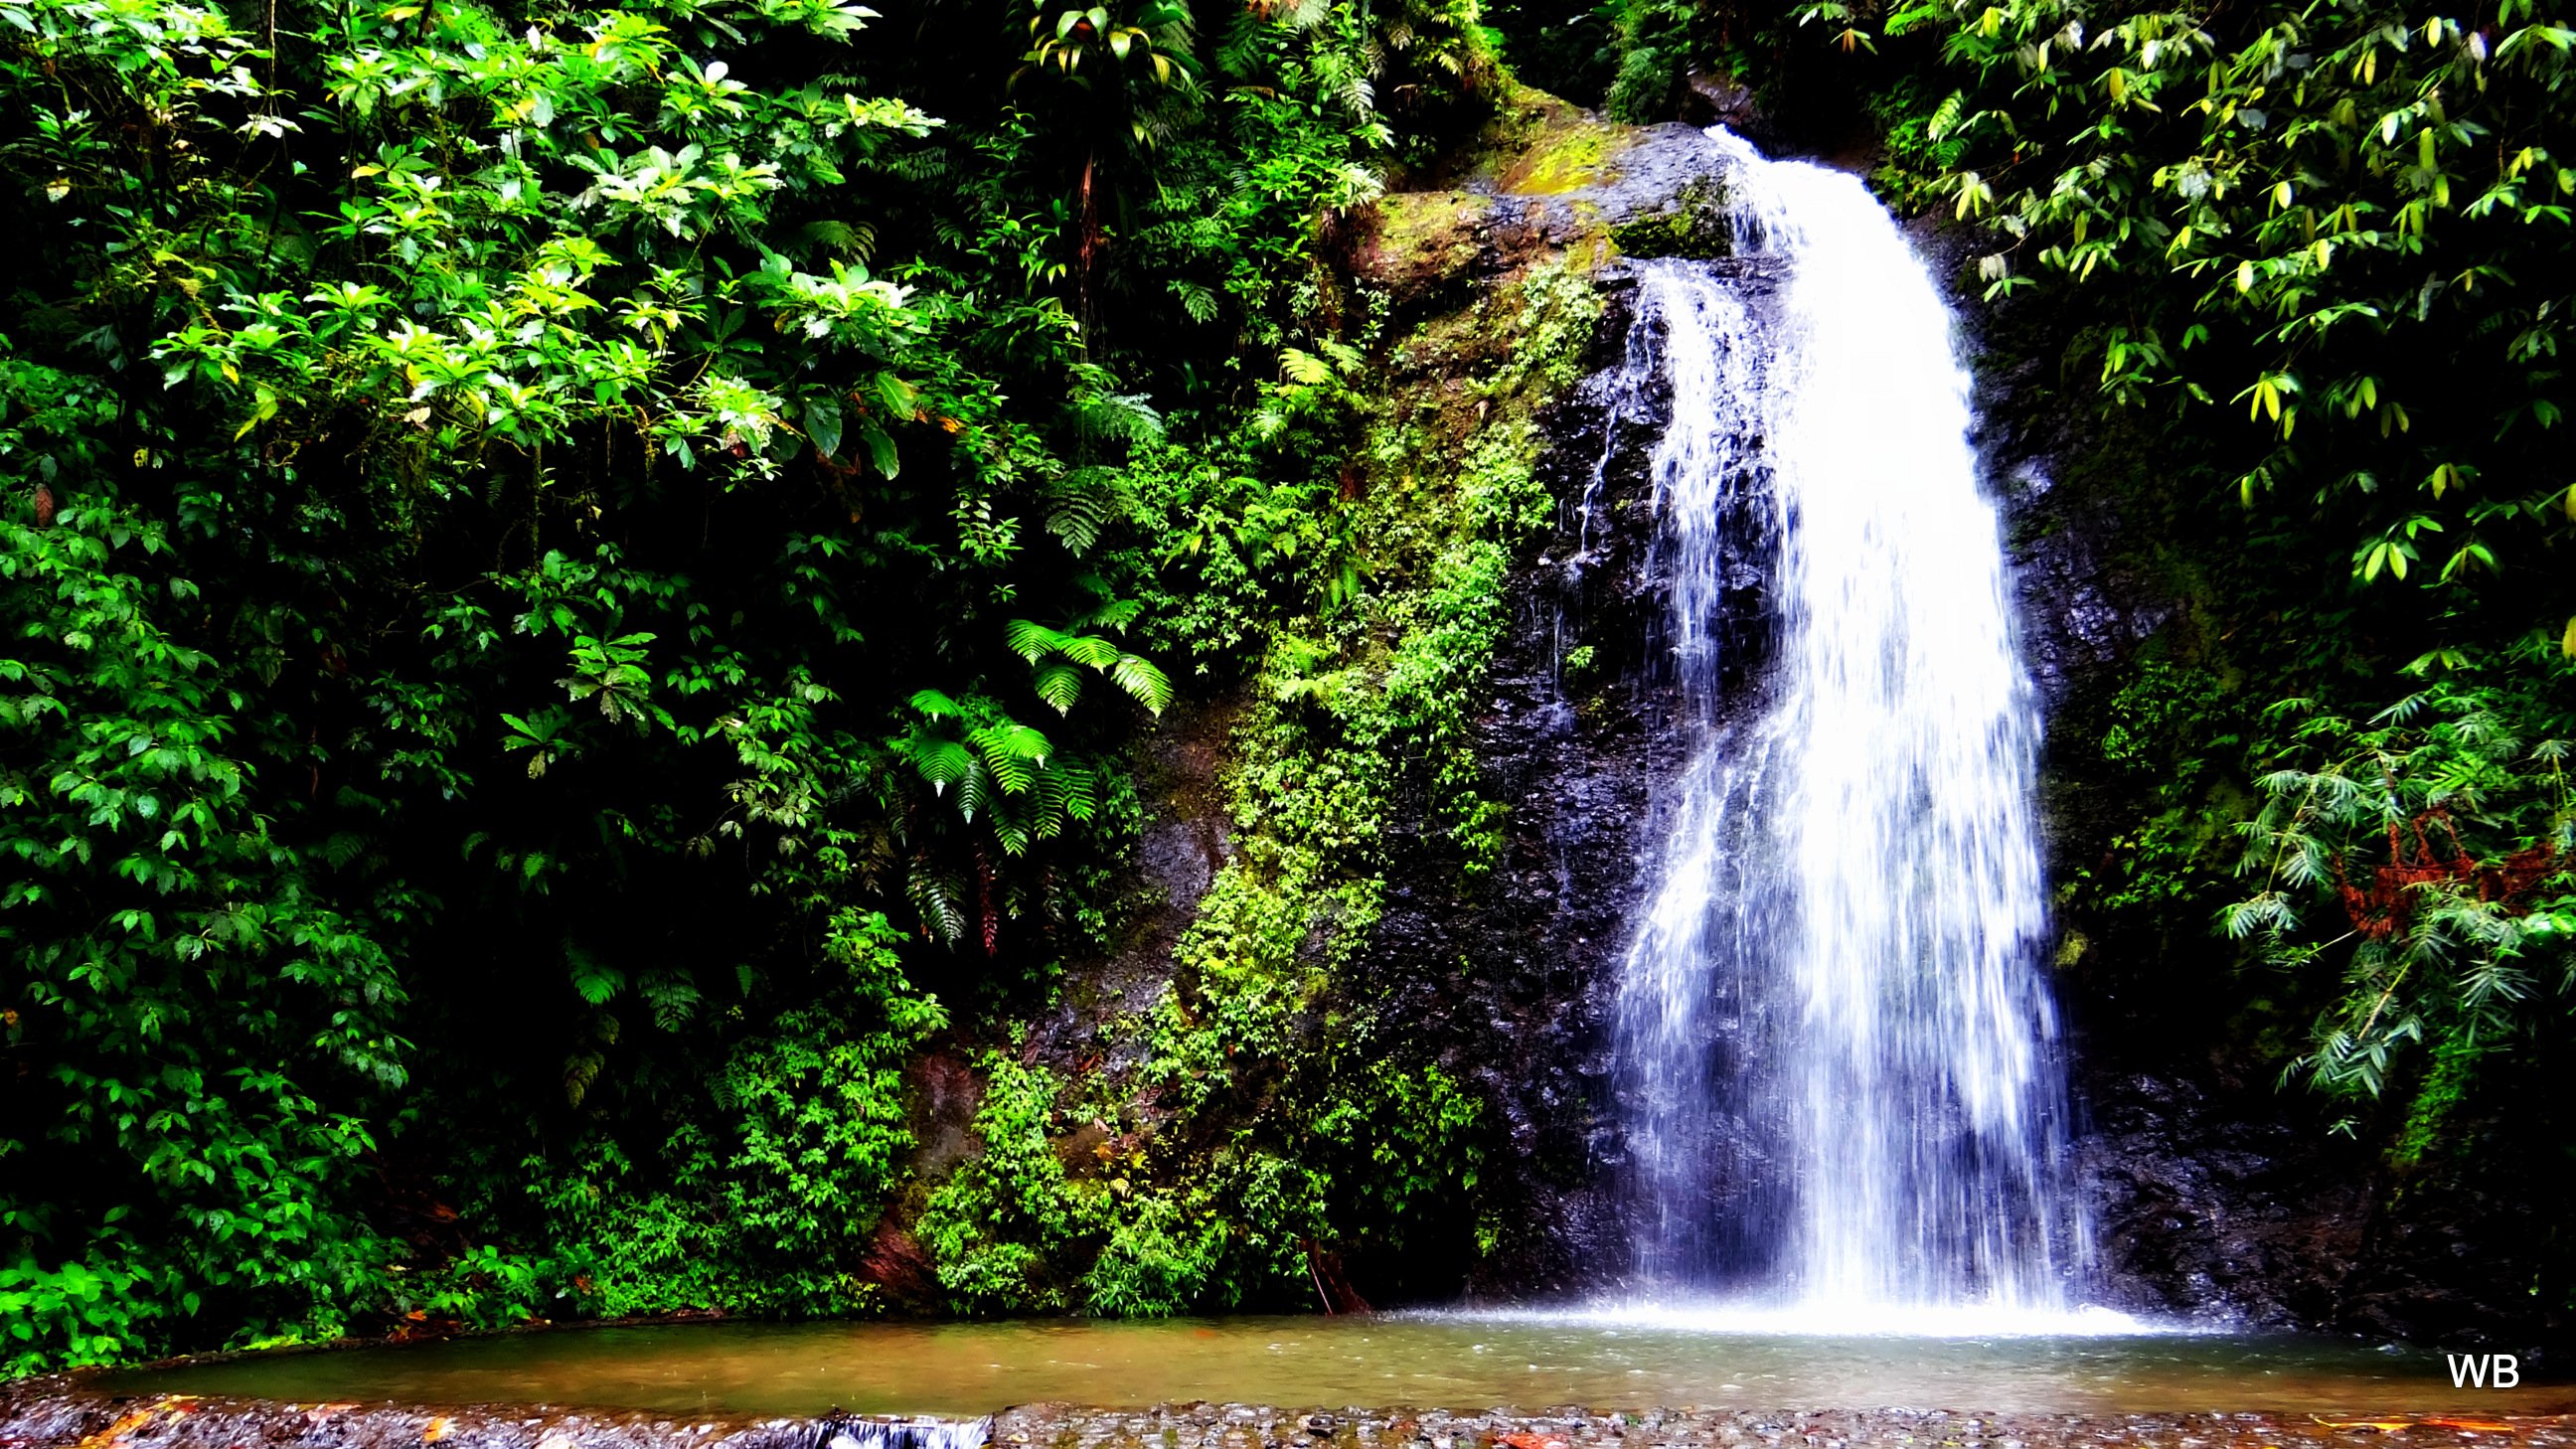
[1034,662,1085,713]
[1279,348,1336,387]
[999,723,1053,761]
[1071,389,1164,446]
[1082,596,1145,631]
[1056,633,1122,668]
[903,737,975,794]
[887,149,951,182]
[1111,652,1173,715]
[975,739,1037,795]
[909,869,969,945]
[994,813,1035,857]
[567,946,625,1006]
[1052,761,1099,821]
[2371,690,2434,724]
[1172,278,1220,322]
[639,972,703,1031]
[1006,618,1071,663]
[954,754,993,821]
[798,219,879,262]
[1046,488,1122,555]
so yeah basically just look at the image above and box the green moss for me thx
[2390,1039,2495,1171]
[936,159,1615,1313]
[1441,83,1639,198]
[1373,191,1492,270]
[1609,176,1733,259]
[1108,258,1603,1305]
[1504,126,1607,194]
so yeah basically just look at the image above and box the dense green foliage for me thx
[0,0,1515,1370]
[1907,0,2574,1104]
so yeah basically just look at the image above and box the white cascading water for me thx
[1608,129,2091,1322]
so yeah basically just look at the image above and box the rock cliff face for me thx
[1353,266,1703,1299]
[1278,110,1786,1300]
[1358,112,2562,1345]
[994,91,2556,1348]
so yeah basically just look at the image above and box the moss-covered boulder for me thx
[1607,174,1731,259]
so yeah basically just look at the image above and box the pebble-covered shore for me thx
[4,1387,2568,1449]
[987,1404,2576,1449]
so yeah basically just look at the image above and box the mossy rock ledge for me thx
[1351,86,1734,313]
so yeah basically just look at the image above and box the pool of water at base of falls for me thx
[99,1311,2573,1418]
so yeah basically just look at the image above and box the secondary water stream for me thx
[99,1318,2572,1417]
[1608,129,2083,1313]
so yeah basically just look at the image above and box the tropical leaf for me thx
[804,396,845,457]
[1034,662,1085,713]
[861,421,899,478]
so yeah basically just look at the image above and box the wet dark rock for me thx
[1607,179,1732,263]
[1350,248,1794,1298]
[1963,287,2407,1340]
[1679,72,1760,133]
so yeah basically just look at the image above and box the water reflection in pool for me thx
[104,1312,2571,1419]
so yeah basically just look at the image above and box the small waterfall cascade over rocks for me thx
[809,1416,994,1449]
[1607,129,2092,1320]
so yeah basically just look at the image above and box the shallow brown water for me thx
[99,1313,2574,1419]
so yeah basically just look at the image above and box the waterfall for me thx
[1607,129,2090,1319]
